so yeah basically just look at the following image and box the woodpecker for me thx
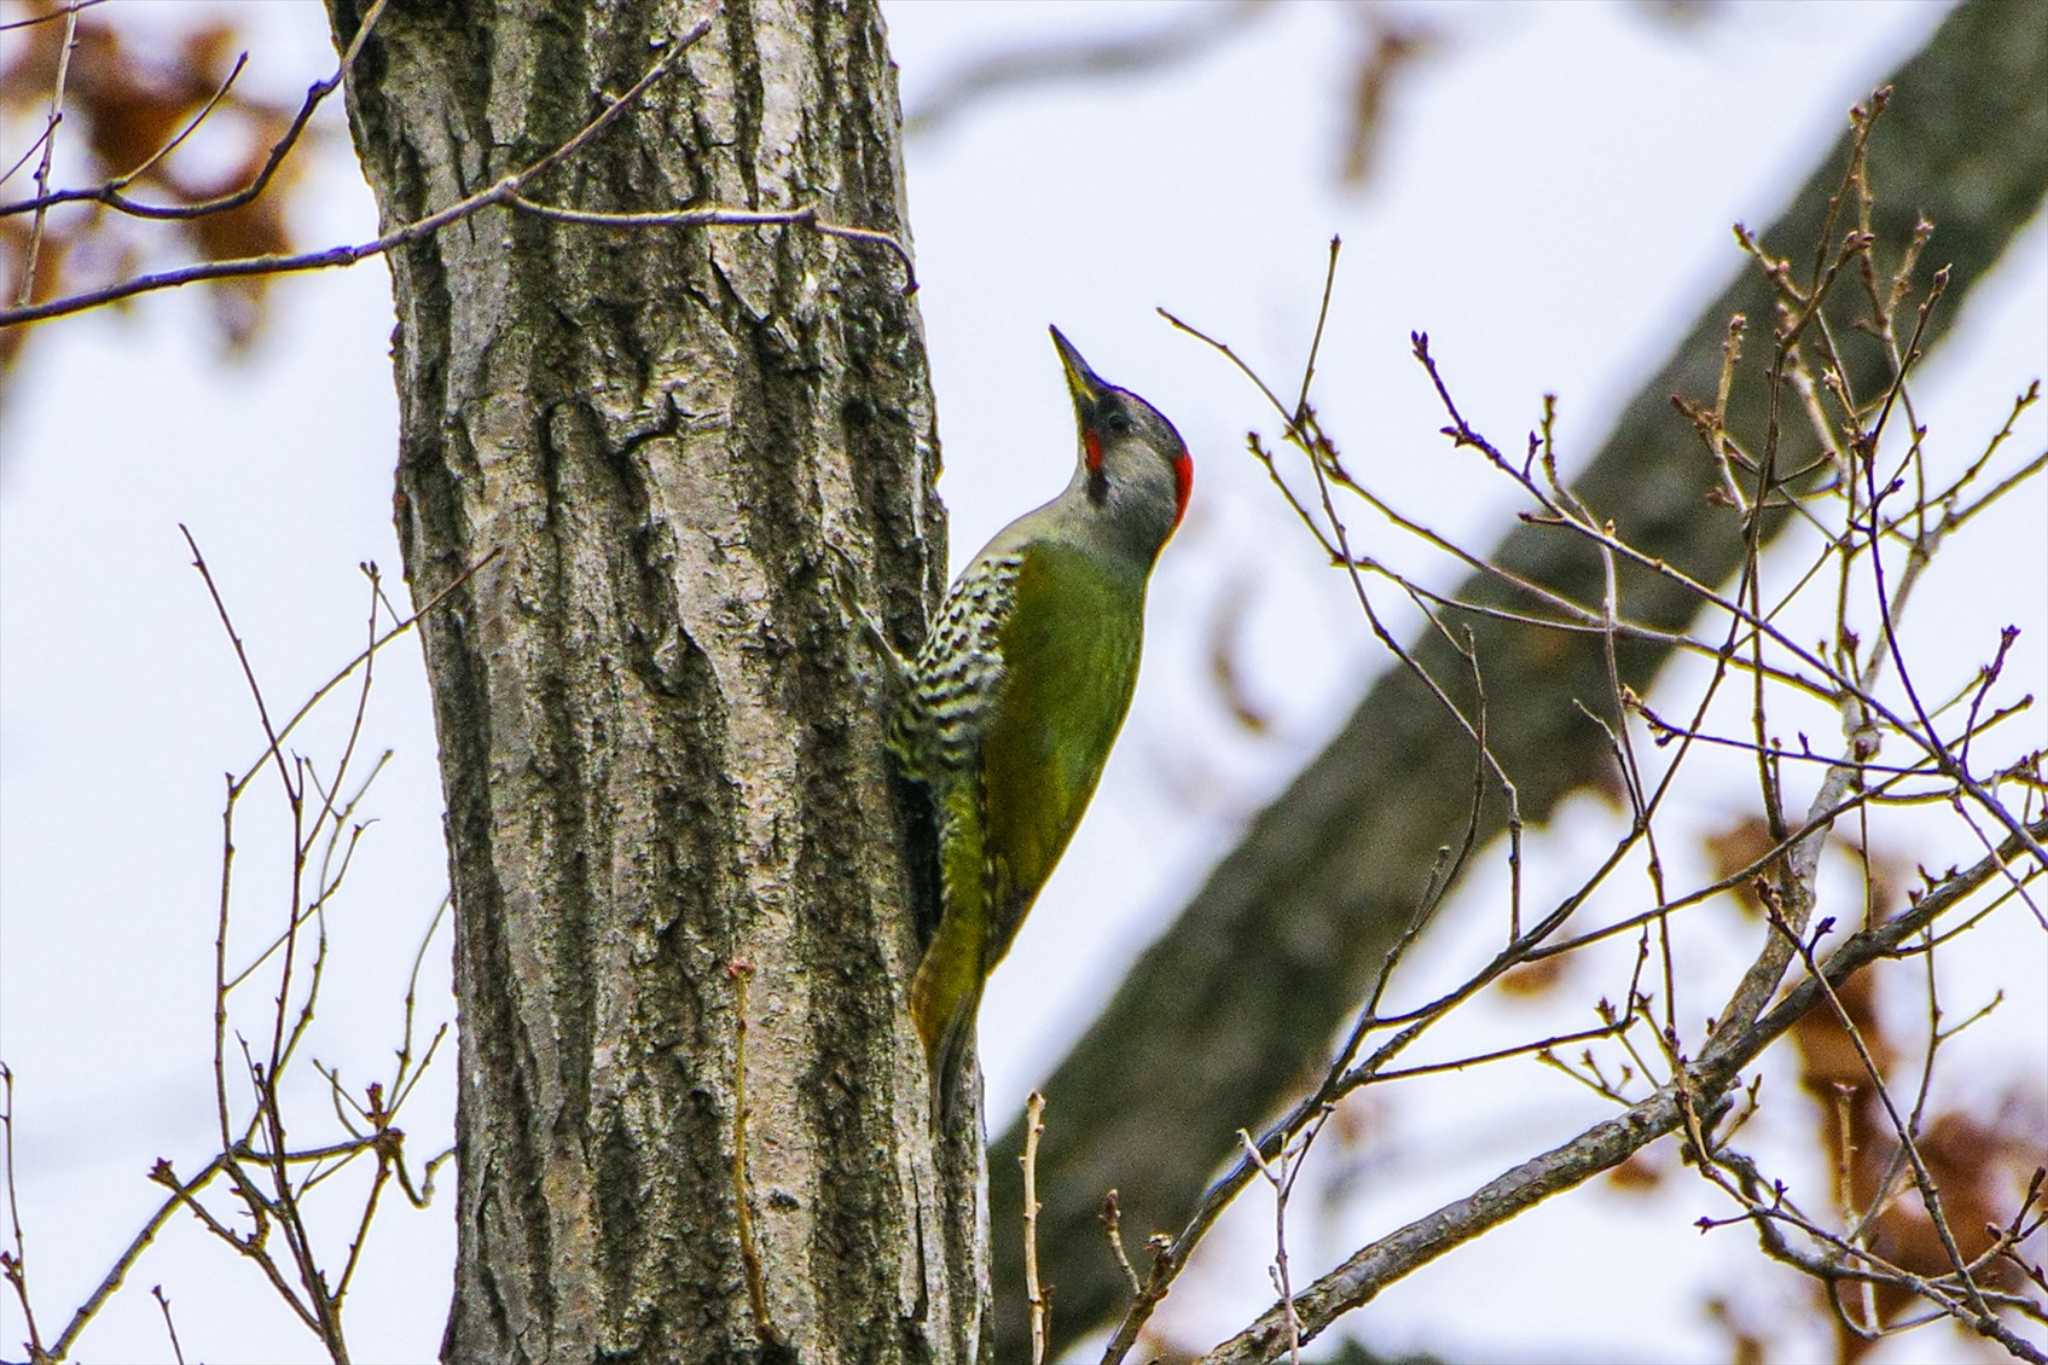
[889,326,1193,1112]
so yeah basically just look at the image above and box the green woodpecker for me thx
[889,326,1192,1109]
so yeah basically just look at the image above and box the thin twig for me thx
[506,195,918,293]
[0,121,57,191]
[47,1151,228,1360]
[1238,1128,1306,1365]
[0,1065,47,1362]
[0,0,107,33]
[13,0,81,307]
[0,13,713,328]
[116,52,250,190]
[1,0,391,223]
[1022,1091,1050,1365]
[1098,1190,1141,1299]
[1200,817,2048,1362]
[149,1284,187,1365]
[234,546,499,793]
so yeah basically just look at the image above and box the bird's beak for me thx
[1050,325,1106,412]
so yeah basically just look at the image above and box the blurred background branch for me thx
[904,1,1274,140]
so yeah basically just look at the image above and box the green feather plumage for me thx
[900,536,1147,1112]
[891,327,1189,1121]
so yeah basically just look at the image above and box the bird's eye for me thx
[1099,400,1133,434]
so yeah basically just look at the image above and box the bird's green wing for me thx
[978,540,1144,967]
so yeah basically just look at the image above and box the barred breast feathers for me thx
[888,551,1024,776]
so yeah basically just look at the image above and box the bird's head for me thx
[1051,325,1193,562]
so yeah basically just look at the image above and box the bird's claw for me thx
[819,537,915,693]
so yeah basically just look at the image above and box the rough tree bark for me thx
[993,0,2048,1353]
[326,2,982,1360]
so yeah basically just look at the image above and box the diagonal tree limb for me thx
[994,0,2048,1354]
[1201,815,2048,1363]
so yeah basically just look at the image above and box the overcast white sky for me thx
[3,2,2043,1362]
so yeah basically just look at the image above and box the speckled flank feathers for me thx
[887,552,1024,773]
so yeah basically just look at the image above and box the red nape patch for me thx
[1171,449,1194,530]
[1084,429,1104,472]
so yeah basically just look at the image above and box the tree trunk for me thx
[326,2,983,1359]
[994,0,2048,1353]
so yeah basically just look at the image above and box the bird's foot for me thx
[819,537,916,695]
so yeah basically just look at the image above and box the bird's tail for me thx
[911,909,985,1125]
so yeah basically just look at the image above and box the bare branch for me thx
[12,0,81,307]
[0,13,718,328]
[0,1,107,33]
[903,1,1271,138]
[1202,816,2048,1362]
[1022,1092,1050,1365]
[0,0,389,222]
